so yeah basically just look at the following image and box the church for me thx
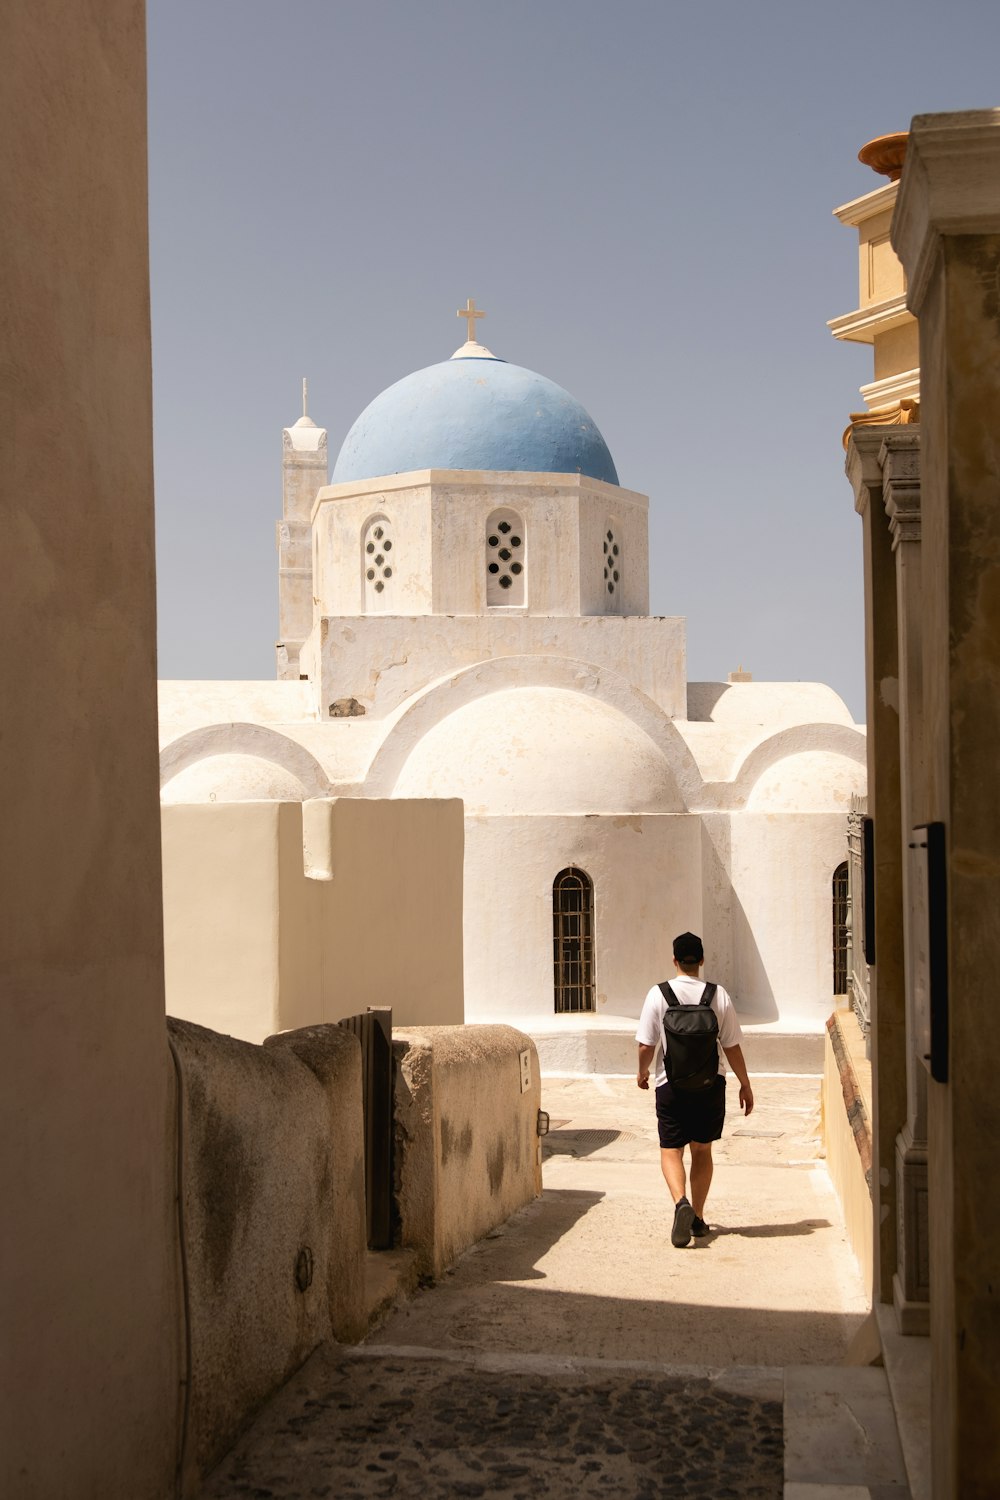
[158,301,866,1037]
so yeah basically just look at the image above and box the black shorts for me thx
[655,1075,727,1149]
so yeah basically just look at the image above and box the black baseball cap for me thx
[673,931,704,963]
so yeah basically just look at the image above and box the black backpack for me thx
[657,981,720,1092]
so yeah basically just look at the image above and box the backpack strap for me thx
[699,982,718,1008]
[658,981,680,1008]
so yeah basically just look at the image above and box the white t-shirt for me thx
[635,975,744,1088]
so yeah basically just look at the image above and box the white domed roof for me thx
[392,687,682,814]
[161,754,310,804]
[746,750,865,812]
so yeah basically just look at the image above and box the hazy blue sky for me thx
[147,0,1000,721]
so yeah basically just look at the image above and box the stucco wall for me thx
[168,1019,366,1487]
[701,812,852,1022]
[312,612,687,723]
[163,798,464,1042]
[463,814,703,1020]
[312,470,647,619]
[0,5,178,1495]
[821,1013,874,1296]
[393,1026,543,1276]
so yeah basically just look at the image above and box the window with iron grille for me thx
[363,515,395,611]
[833,860,849,995]
[603,524,622,611]
[553,866,596,1014]
[486,508,525,607]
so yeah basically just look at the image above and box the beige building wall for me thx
[163,798,465,1041]
[0,4,178,1495]
[892,109,1000,1498]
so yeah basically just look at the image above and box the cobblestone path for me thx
[203,1345,784,1499]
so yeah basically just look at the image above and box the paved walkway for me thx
[205,1075,907,1499]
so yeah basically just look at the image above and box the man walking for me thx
[636,932,754,1247]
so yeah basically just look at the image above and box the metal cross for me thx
[302,377,308,418]
[457,298,485,342]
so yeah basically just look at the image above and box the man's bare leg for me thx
[660,1147,687,1203]
[689,1140,714,1219]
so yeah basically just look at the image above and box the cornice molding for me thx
[859,368,920,409]
[833,180,899,228]
[880,431,921,549]
[845,425,891,515]
[827,293,913,346]
[893,109,1000,314]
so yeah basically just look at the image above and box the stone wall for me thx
[394,1026,543,1277]
[166,1019,541,1488]
[168,1020,366,1489]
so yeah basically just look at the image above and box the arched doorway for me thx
[833,861,849,994]
[552,867,596,1014]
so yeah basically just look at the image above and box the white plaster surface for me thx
[312,470,649,618]
[162,752,314,803]
[159,679,317,738]
[162,799,465,1040]
[747,749,867,812]
[394,686,682,814]
[311,613,686,722]
[462,813,702,1021]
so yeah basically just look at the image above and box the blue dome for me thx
[332,356,619,486]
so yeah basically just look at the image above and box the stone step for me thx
[783,1364,911,1497]
[516,1016,826,1077]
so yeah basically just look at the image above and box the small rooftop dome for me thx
[332,353,619,486]
[393,686,680,815]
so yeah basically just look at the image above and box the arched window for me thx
[486,509,526,607]
[363,515,395,612]
[553,866,596,1013]
[833,861,849,995]
[603,523,622,612]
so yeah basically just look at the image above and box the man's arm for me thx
[637,1043,656,1090]
[722,1043,754,1115]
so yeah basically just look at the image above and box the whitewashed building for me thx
[160,311,866,1036]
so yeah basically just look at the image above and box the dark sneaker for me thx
[671,1199,695,1247]
[691,1215,709,1237]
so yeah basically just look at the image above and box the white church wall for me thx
[162,798,465,1042]
[578,484,650,616]
[312,470,648,619]
[158,679,318,741]
[390,685,686,816]
[312,614,687,722]
[727,813,851,1023]
[462,814,703,1021]
[682,681,863,784]
[432,476,574,614]
[312,477,434,616]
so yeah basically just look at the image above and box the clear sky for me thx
[147,0,1000,722]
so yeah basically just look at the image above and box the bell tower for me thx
[276,379,327,679]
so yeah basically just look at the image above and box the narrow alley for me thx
[203,1072,909,1499]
